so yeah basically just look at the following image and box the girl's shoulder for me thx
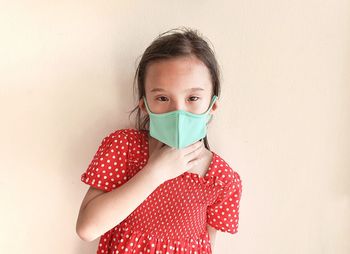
[103,128,148,147]
[210,151,242,186]
[106,127,149,164]
[81,128,147,191]
[107,127,146,140]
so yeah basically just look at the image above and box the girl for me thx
[76,27,242,254]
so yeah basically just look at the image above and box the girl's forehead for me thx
[145,56,212,92]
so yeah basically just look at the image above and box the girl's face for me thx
[139,55,218,115]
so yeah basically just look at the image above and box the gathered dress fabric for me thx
[81,128,242,254]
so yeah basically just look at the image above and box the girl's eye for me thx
[188,96,199,101]
[156,96,168,102]
[156,96,200,102]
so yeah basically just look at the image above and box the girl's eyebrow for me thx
[150,87,205,93]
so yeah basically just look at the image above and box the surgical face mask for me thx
[143,95,218,149]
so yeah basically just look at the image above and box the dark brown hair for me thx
[128,26,221,150]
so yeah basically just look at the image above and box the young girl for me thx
[76,27,242,254]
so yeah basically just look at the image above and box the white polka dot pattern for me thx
[206,171,242,234]
[81,128,243,254]
[81,129,131,191]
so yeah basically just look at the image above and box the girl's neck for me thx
[146,130,159,157]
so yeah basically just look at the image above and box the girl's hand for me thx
[146,140,205,182]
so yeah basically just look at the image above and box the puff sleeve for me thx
[80,129,129,192]
[207,171,242,234]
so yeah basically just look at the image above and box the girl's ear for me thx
[139,98,148,114]
[210,99,219,114]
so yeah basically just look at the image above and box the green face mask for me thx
[143,95,218,149]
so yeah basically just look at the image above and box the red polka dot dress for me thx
[81,128,243,254]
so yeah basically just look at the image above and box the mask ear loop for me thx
[206,95,218,113]
[205,95,217,121]
[202,95,217,143]
[143,96,152,114]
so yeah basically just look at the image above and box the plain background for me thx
[1,1,349,253]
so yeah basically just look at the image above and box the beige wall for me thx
[1,1,349,253]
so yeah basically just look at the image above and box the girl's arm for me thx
[207,224,217,251]
[76,164,164,242]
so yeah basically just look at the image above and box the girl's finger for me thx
[187,157,200,171]
[181,140,202,155]
[156,140,165,149]
[183,141,203,157]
